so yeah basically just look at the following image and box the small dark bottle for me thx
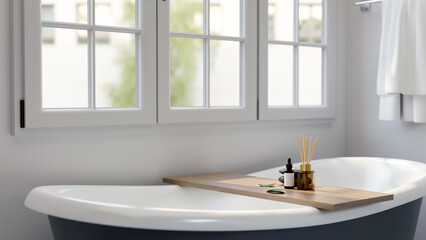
[284,158,295,189]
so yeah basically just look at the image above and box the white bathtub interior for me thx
[251,157,426,192]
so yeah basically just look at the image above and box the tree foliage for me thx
[108,0,203,107]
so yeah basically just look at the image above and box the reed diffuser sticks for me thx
[297,137,318,165]
[297,136,318,190]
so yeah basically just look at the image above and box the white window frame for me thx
[11,0,337,134]
[22,0,157,128]
[259,0,337,120]
[157,0,258,123]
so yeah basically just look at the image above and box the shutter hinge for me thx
[20,100,25,128]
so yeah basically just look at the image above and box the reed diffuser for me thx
[296,137,318,190]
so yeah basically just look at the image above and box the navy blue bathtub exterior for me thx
[48,198,422,240]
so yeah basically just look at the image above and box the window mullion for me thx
[240,0,244,37]
[204,0,210,108]
[88,0,95,110]
[204,39,210,108]
[41,21,140,34]
[322,0,327,106]
[171,32,242,41]
[322,0,326,46]
[293,0,299,107]
[135,0,142,108]
[239,0,244,108]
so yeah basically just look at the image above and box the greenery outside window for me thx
[157,0,258,123]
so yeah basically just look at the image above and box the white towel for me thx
[377,0,426,123]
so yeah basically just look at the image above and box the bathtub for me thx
[25,157,426,240]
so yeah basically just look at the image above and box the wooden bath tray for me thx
[163,172,393,210]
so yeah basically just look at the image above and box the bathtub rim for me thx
[25,157,426,232]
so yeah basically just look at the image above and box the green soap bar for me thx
[259,183,276,187]
[267,188,286,194]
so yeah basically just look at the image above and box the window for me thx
[157,0,258,123]
[259,0,336,120]
[16,0,336,131]
[23,0,156,128]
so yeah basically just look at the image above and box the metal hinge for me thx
[20,100,25,128]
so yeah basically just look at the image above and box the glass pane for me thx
[210,0,240,37]
[42,6,55,44]
[42,5,54,21]
[170,0,204,34]
[299,47,322,106]
[42,28,88,109]
[76,4,89,43]
[96,32,136,108]
[268,0,293,41]
[42,27,55,44]
[95,0,136,28]
[299,0,322,43]
[42,0,87,23]
[77,4,88,24]
[210,40,240,107]
[268,45,293,106]
[171,37,204,107]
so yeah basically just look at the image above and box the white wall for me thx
[345,1,426,240]
[1,0,347,239]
